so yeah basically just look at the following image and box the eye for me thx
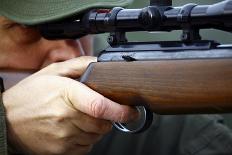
[7,23,42,44]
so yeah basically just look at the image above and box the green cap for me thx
[0,0,132,25]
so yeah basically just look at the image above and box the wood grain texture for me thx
[80,59,232,114]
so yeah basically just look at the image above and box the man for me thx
[0,0,138,155]
[0,0,232,155]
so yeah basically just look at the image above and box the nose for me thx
[41,39,85,68]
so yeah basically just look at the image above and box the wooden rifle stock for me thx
[80,59,232,114]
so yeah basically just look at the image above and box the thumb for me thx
[36,56,97,78]
[66,80,138,123]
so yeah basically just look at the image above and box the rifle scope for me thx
[39,0,232,39]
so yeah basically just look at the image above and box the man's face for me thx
[0,16,93,70]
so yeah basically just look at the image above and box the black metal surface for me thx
[98,41,232,62]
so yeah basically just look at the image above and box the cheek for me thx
[0,39,47,70]
[21,44,49,68]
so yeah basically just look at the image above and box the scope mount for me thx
[150,0,202,42]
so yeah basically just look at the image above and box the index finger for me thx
[36,56,97,78]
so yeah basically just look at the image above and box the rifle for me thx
[38,0,232,133]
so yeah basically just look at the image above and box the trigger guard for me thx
[113,106,153,134]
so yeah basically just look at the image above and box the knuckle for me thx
[91,121,111,134]
[47,62,59,71]
[90,96,108,119]
[55,129,70,140]
[54,108,70,122]
[90,119,112,134]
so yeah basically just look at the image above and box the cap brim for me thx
[0,0,132,25]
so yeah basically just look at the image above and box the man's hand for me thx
[3,56,137,155]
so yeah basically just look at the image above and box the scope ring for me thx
[177,3,197,22]
[113,106,153,134]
